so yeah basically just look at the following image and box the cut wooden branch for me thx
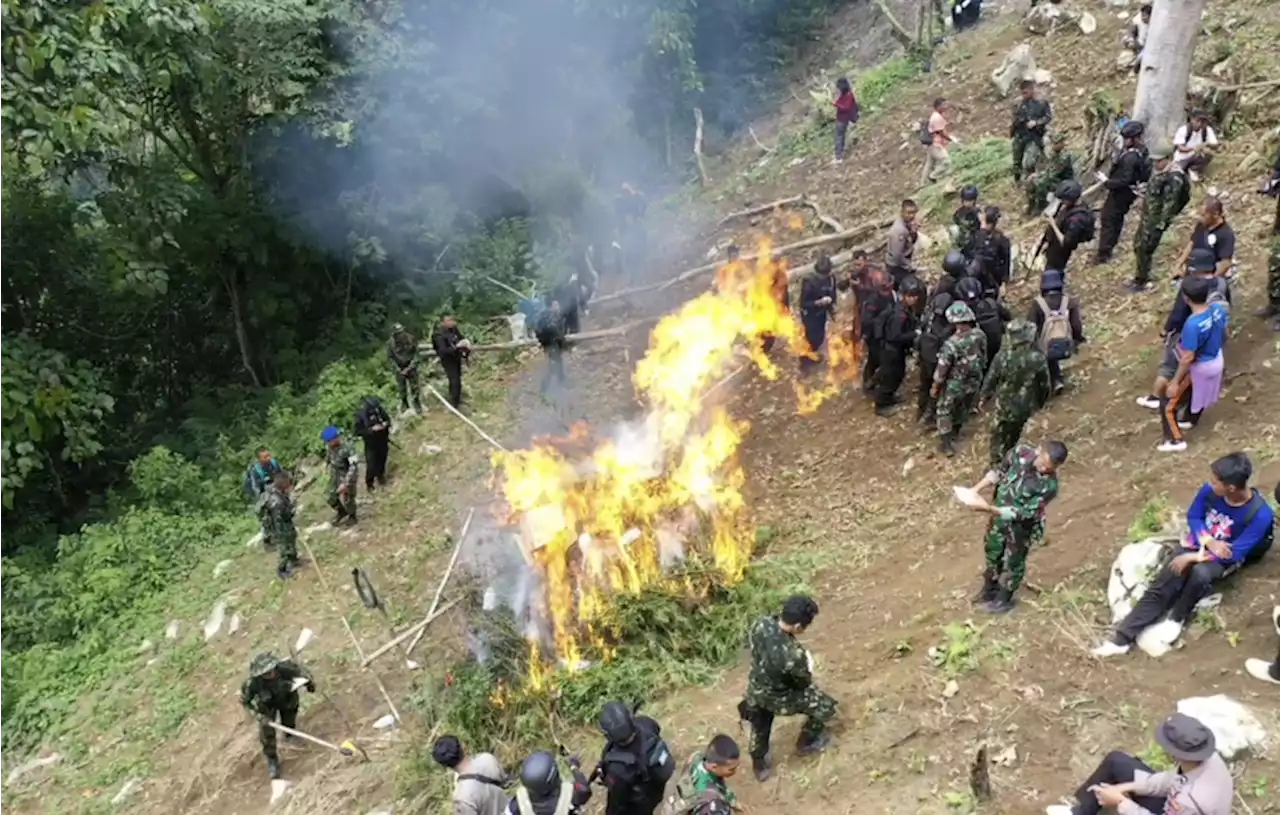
[717,195,804,227]
[748,126,776,154]
[873,0,916,49]
[262,720,349,756]
[593,217,892,305]
[424,384,510,452]
[361,598,461,667]
[405,509,475,657]
[1213,78,1280,93]
[693,108,710,187]
[418,317,660,357]
[797,195,845,233]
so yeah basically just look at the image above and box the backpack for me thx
[918,119,934,146]
[601,718,676,792]
[243,460,277,501]
[1065,206,1095,244]
[974,299,1005,358]
[1206,278,1231,312]
[1035,295,1075,362]
[1240,489,1274,567]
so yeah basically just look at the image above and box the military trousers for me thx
[1132,223,1168,284]
[395,369,421,411]
[276,531,299,574]
[874,347,908,408]
[983,517,1041,594]
[935,380,979,437]
[327,480,358,520]
[988,410,1032,469]
[258,700,300,762]
[1011,135,1042,182]
[1096,193,1134,261]
[742,686,837,760]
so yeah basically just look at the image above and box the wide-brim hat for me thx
[1153,713,1216,762]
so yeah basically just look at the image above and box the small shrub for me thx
[1128,495,1172,541]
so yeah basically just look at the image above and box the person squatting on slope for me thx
[240,652,315,780]
[1026,133,1077,215]
[1093,452,1274,658]
[966,440,1067,614]
[931,301,987,457]
[980,320,1050,470]
[740,594,836,782]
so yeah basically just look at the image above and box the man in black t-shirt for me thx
[1174,197,1235,280]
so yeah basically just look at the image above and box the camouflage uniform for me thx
[1133,164,1190,285]
[387,327,422,412]
[240,653,312,776]
[1266,235,1280,323]
[953,205,981,261]
[743,615,836,761]
[981,443,1059,597]
[1027,144,1077,214]
[259,484,300,576]
[1010,97,1052,182]
[933,327,987,438]
[980,321,1050,469]
[326,439,359,522]
[245,458,284,549]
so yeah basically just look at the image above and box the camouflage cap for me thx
[251,652,280,677]
[1148,138,1175,160]
[1008,319,1038,344]
[1049,132,1068,144]
[945,301,976,324]
[392,323,405,333]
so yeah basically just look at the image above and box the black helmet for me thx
[1120,120,1145,139]
[1040,268,1065,291]
[960,184,979,202]
[1055,180,1083,201]
[955,276,982,302]
[520,751,561,799]
[930,292,954,316]
[599,701,636,744]
[898,274,925,296]
[942,250,968,277]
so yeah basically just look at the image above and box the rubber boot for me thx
[752,753,773,782]
[795,731,833,756]
[971,573,998,605]
[267,756,281,780]
[939,433,956,457]
[985,587,1017,615]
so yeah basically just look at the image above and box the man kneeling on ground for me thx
[1043,712,1232,815]
[1094,452,1275,658]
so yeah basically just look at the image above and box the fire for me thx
[492,241,858,678]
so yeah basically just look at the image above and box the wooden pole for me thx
[361,598,461,667]
[405,509,475,657]
[424,385,510,452]
[417,317,660,357]
[262,720,349,755]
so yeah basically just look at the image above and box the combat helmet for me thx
[960,184,979,202]
[954,276,983,303]
[1055,179,1083,201]
[1120,120,1145,140]
[519,751,561,799]
[251,652,280,677]
[1149,138,1174,161]
[945,301,976,324]
[942,250,968,277]
[898,274,925,296]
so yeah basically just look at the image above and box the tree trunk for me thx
[1132,0,1206,143]
[225,266,264,388]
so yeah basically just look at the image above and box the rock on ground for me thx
[111,778,141,805]
[164,620,181,640]
[6,753,63,785]
[991,44,1037,98]
[213,558,233,578]
[1177,696,1269,759]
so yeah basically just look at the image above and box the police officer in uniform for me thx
[1094,120,1150,264]
[507,751,592,815]
[596,701,674,815]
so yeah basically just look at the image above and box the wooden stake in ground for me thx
[405,508,475,657]
[424,385,510,453]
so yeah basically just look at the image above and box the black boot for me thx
[875,403,902,418]
[985,587,1017,614]
[752,753,773,782]
[796,731,833,756]
[332,506,348,525]
[276,563,293,580]
[267,756,281,780]
[939,433,956,457]
[971,572,998,605]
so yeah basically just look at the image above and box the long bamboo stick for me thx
[405,509,475,657]
[423,385,510,452]
[360,598,461,667]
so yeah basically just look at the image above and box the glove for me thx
[996,507,1016,521]
[305,680,316,693]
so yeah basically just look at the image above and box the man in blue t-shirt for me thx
[1095,453,1275,657]
[1159,276,1228,452]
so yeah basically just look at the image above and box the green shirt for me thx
[688,754,736,805]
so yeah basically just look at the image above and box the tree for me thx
[1132,0,1206,142]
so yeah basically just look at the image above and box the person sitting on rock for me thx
[1245,600,1280,686]
[1043,712,1232,815]
[1093,452,1275,658]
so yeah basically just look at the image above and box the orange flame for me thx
[492,241,851,679]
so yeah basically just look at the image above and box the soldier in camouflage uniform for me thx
[965,441,1067,614]
[259,472,300,579]
[1010,80,1052,182]
[387,323,423,413]
[1025,133,1077,215]
[980,320,1050,469]
[952,185,981,262]
[240,652,315,780]
[931,302,988,457]
[1128,139,1190,292]
[739,595,835,782]
[321,425,359,524]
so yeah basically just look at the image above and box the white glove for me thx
[996,506,1016,521]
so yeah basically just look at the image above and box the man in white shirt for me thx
[1173,109,1220,180]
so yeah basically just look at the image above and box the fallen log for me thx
[418,317,660,357]
[717,195,805,227]
[593,217,891,305]
[797,196,846,233]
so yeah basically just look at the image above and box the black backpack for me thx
[1241,489,1274,566]
[974,299,1004,358]
[601,717,675,792]
[918,119,934,146]
[1065,206,1095,243]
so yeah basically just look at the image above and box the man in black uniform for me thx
[953,185,982,262]
[931,250,970,302]
[972,206,1011,298]
[597,701,674,815]
[431,315,470,407]
[873,275,924,417]
[1094,120,1150,264]
[956,276,1011,368]
[916,292,955,425]
[1041,180,1096,276]
[535,299,569,393]
[353,396,392,491]
[799,254,838,374]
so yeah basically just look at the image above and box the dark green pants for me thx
[983,518,1040,593]
[258,700,300,761]
[743,686,837,759]
[988,411,1031,469]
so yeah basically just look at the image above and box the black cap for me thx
[1121,120,1145,139]
[1153,713,1216,762]
[1187,247,1217,274]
